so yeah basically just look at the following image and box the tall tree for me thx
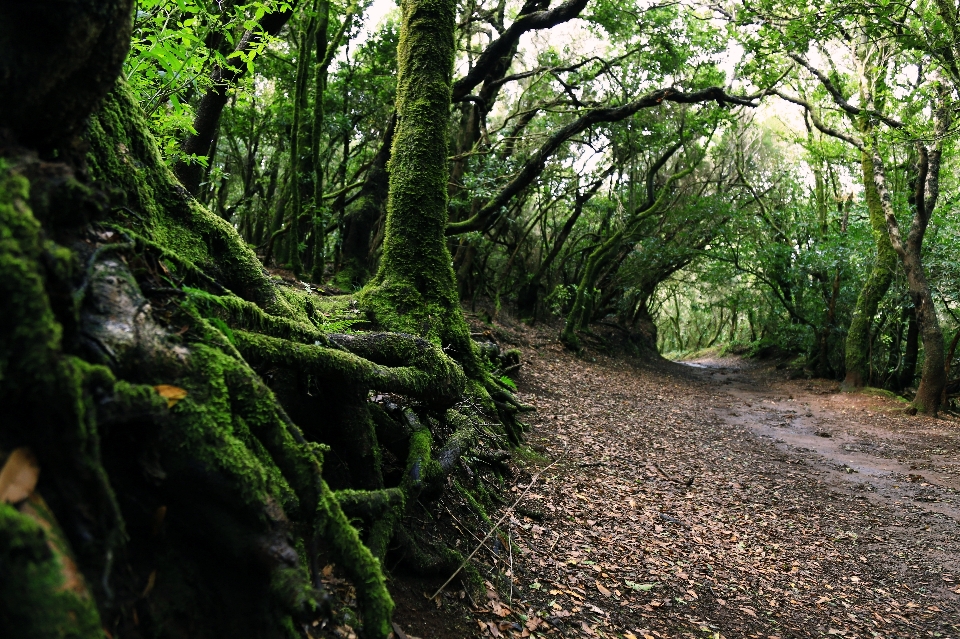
[358,0,476,366]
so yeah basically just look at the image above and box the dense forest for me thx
[0,0,958,637]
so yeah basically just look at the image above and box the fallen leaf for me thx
[154,384,188,408]
[596,581,612,597]
[0,447,40,504]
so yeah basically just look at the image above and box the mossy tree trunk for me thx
[843,147,897,389]
[843,44,898,390]
[358,0,477,371]
[870,99,949,414]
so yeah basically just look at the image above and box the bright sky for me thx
[356,0,397,44]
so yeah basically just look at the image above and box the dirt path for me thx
[460,343,960,639]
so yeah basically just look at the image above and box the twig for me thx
[652,462,678,483]
[548,530,562,554]
[445,507,498,557]
[507,528,514,604]
[429,446,568,600]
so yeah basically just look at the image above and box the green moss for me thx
[317,479,394,637]
[0,502,104,639]
[86,84,313,323]
[859,387,909,403]
[453,479,492,526]
[0,167,63,400]
[0,161,129,580]
[233,330,466,405]
[844,147,897,388]
[511,445,549,464]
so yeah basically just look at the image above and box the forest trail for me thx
[419,339,960,639]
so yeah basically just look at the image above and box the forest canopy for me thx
[0,0,958,636]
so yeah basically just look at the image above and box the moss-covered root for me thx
[151,306,397,636]
[234,330,466,405]
[0,499,104,639]
[0,161,132,598]
[317,480,394,639]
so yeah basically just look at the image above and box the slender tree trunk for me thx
[871,99,949,413]
[288,9,318,277]
[338,117,395,287]
[843,148,897,388]
[174,7,295,194]
[518,173,606,318]
[308,0,331,282]
[898,303,921,391]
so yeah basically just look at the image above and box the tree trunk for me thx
[338,116,395,288]
[174,8,295,194]
[871,128,948,414]
[358,0,477,368]
[898,303,921,391]
[843,149,897,388]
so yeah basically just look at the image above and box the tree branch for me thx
[451,0,590,101]
[788,53,905,129]
[772,89,865,150]
[446,86,764,236]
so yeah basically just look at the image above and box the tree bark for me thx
[359,0,479,368]
[898,303,921,391]
[338,115,396,287]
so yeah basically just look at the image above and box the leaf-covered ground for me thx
[394,325,960,639]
